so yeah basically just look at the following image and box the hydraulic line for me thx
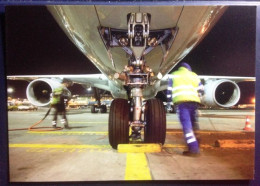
[8,107,63,132]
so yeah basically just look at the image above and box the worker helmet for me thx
[180,62,192,71]
[62,78,73,86]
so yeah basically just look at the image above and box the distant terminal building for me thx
[237,104,255,109]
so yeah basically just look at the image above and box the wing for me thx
[7,74,108,88]
[7,74,127,107]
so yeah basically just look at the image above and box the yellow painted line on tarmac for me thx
[9,144,110,149]
[125,153,152,180]
[164,144,212,148]
[167,122,179,124]
[27,131,108,135]
[27,130,248,136]
[118,143,161,153]
[166,131,250,134]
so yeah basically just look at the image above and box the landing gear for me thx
[100,105,107,113]
[90,87,108,113]
[91,105,98,113]
[108,98,166,149]
[109,99,130,149]
[91,105,107,113]
[107,12,172,148]
[144,99,166,144]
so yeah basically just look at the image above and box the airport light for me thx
[7,87,14,93]
[251,97,255,104]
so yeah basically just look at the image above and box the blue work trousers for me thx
[177,102,199,153]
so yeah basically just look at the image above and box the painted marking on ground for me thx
[166,131,252,134]
[9,144,110,149]
[125,153,152,180]
[118,143,161,153]
[167,122,179,124]
[164,142,254,149]
[164,144,212,149]
[27,130,249,136]
[9,144,111,153]
[27,131,108,135]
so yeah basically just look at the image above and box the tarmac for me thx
[7,108,255,182]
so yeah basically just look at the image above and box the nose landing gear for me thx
[108,12,166,149]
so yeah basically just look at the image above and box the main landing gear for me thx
[91,104,107,113]
[90,87,108,114]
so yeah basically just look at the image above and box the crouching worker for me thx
[51,78,73,129]
[167,62,204,157]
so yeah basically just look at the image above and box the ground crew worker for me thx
[51,78,72,129]
[167,62,204,156]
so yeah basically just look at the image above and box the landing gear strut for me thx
[107,12,169,149]
[90,87,107,113]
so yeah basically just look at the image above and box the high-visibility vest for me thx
[51,86,64,105]
[171,67,201,104]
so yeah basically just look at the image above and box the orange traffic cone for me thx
[243,116,253,131]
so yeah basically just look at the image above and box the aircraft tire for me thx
[144,99,166,144]
[100,105,107,113]
[91,105,98,113]
[109,99,129,149]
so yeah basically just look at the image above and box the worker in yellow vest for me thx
[51,78,72,129]
[167,62,204,156]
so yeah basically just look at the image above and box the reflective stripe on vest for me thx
[171,67,201,103]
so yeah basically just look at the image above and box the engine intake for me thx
[202,79,240,108]
[26,79,66,107]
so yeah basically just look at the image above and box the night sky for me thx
[5,6,256,104]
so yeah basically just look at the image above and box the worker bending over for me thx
[51,78,72,129]
[167,62,204,156]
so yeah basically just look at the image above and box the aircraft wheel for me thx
[100,105,107,113]
[109,99,129,149]
[144,99,166,144]
[91,105,98,113]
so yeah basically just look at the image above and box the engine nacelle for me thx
[26,78,70,107]
[201,79,240,108]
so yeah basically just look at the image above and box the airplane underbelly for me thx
[47,5,226,84]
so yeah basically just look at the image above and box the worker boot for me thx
[61,119,70,129]
[183,150,200,157]
[184,136,200,157]
[52,121,57,128]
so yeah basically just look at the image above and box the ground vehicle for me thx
[17,103,38,111]
[8,105,18,111]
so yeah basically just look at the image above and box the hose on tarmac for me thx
[8,107,63,132]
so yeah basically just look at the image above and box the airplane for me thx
[7,5,255,149]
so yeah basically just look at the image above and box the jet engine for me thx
[26,78,71,107]
[202,79,240,108]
